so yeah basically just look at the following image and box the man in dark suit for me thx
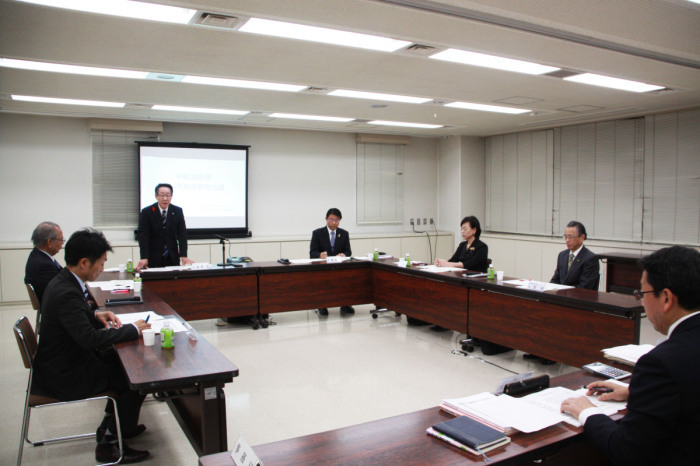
[310,208,354,316]
[33,228,151,463]
[24,221,64,303]
[550,220,599,289]
[136,183,193,271]
[561,246,700,465]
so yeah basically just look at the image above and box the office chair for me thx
[25,284,41,334]
[13,316,123,466]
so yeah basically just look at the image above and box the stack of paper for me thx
[603,344,654,366]
[440,387,627,434]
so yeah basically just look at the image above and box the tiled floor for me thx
[1,303,659,465]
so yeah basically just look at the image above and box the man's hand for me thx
[181,257,194,265]
[135,259,148,271]
[337,253,346,257]
[584,381,630,402]
[320,251,328,259]
[133,319,151,333]
[561,396,595,419]
[96,310,122,329]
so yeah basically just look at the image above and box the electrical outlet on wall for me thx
[423,218,427,225]
[410,218,414,225]
[430,218,434,225]
[416,218,421,225]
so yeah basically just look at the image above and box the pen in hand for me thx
[583,385,613,394]
[145,315,150,323]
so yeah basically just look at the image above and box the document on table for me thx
[289,258,330,264]
[88,280,134,291]
[523,386,627,427]
[116,312,188,333]
[416,265,464,273]
[502,279,573,291]
[603,344,655,366]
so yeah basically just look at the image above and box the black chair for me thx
[25,284,41,334]
[13,316,123,465]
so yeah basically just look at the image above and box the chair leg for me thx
[97,396,123,466]
[17,389,32,466]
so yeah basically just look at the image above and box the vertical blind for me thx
[356,142,404,224]
[486,108,699,246]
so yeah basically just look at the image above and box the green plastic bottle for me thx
[487,262,495,280]
[126,258,133,273]
[405,253,411,267]
[161,322,174,349]
[373,249,379,262]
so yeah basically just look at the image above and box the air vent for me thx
[195,12,241,29]
[404,43,439,56]
[543,69,580,79]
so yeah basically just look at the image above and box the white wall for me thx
[0,114,440,243]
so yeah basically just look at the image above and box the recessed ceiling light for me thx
[563,73,664,92]
[239,18,410,52]
[329,89,431,104]
[152,105,248,115]
[0,58,148,79]
[269,113,354,122]
[182,75,306,92]
[16,0,197,24]
[12,94,125,107]
[368,120,443,129]
[445,102,531,114]
[429,49,560,75]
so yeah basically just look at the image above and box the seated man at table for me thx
[33,228,152,464]
[310,208,354,316]
[24,221,65,303]
[526,220,600,364]
[561,246,700,465]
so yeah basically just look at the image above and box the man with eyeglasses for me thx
[561,246,700,465]
[310,208,354,316]
[25,221,65,303]
[136,183,193,271]
[550,220,599,290]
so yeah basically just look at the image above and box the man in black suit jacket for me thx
[309,208,354,316]
[562,246,700,465]
[24,221,65,303]
[550,220,599,290]
[33,228,151,463]
[136,183,193,271]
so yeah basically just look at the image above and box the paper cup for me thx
[142,329,156,346]
[496,271,504,281]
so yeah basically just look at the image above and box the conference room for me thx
[1,0,699,464]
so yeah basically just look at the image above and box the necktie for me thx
[330,231,336,252]
[162,210,169,258]
[567,252,575,271]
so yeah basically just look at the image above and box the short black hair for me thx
[155,183,173,196]
[566,220,587,238]
[326,208,342,219]
[461,215,482,240]
[64,228,113,266]
[31,221,60,247]
[640,246,700,311]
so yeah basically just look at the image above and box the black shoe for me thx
[95,443,150,464]
[318,308,329,316]
[97,424,146,443]
[340,306,355,315]
[406,317,430,326]
[523,353,540,360]
[540,358,557,365]
[429,325,449,332]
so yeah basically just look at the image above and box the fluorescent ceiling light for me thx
[445,102,530,114]
[239,18,410,52]
[16,0,196,24]
[563,73,664,92]
[182,75,306,92]
[0,58,148,79]
[152,105,248,116]
[430,49,560,75]
[368,120,443,129]
[329,89,431,104]
[269,113,354,122]
[12,95,125,107]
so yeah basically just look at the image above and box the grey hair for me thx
[31,222,60,247]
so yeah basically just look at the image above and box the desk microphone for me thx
[215,234,228,241]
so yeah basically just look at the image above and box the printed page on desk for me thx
[117,312,188,333]
[521,386,627,427]
[417,265,464,273]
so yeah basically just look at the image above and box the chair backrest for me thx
[26,283,41,311]
[14,316,37,370]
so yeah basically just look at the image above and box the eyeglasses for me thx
[53,238,66,243]
[157,193,172,198]
[327,218,340,223]
[563,235,580,240]
[633,289,655,301]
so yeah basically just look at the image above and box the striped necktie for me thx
[162,209,169,257]
[567,252,575,271]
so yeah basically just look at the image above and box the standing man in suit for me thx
[24,221,64,303]
[561,246,700,465]
[309,208,354,316]
[136,183,193,271]
[33,228,151,463]
[550,220,599,289]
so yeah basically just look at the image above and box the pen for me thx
[111,289,130,293]
[583,385,613,393]
[145,315,150,323]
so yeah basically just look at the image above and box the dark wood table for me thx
[597,252,645,295]
[90,281,240,456]
[198,371,614,465]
